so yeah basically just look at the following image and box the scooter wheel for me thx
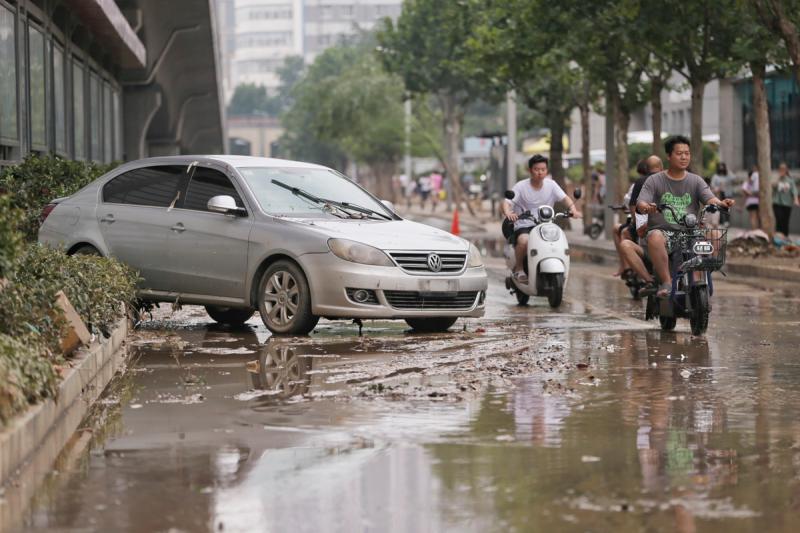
[659,315,677,331]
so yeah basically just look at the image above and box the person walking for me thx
[742,166,760,229]
[710,162,733,227]
[772,162,798,237]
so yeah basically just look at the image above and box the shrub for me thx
[0,155,117,240]
[0,334,58,425]
[0,195,24,278]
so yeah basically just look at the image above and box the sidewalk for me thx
[396,201,800,284]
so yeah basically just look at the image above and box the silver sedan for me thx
[38,156,488,334]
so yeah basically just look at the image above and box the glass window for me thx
[53,44,66,152]
[184,167,243,212]
[0,5,17,142]
[113,89,122,160]
[72,61,85,159]
[29,26,45,147]
[89,73,101,160]
[237,167,392,217]
[103,82,111,162]
[103,165,185,207]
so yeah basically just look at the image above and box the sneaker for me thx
[513,271,529,284]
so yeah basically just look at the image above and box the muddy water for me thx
[14,261,800,532]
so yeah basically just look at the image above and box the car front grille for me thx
[389,251,467,274]
[383,290,479,310]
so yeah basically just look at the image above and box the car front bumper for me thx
[302,253,488,319]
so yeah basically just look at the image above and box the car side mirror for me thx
[573,188,582,200]
[504,190,515,200]
[380,200,396,213]
[208,195,246,216]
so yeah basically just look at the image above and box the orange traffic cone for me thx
[450,210,460,235]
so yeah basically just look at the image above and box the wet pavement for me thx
[9,256,800,532]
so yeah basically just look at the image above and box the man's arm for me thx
[502,199,518,221]
[636,179,657,214]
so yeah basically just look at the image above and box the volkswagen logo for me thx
[427,253,442,272]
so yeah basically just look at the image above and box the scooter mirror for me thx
[573,188,582,200]
[504,190,516,200]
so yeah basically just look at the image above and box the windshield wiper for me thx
[271,180,392,220]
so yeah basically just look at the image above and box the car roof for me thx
[114,155,331,172]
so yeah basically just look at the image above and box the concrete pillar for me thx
[122,87,161,160]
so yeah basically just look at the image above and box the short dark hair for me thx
[636,158,649,177]
[528,154,548,170]
[665,135,691,155]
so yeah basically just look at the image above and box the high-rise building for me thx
[225,0,402,97]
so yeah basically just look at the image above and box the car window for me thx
[183,167,244,212]
[103,165,185,207]
[237,167,391,217]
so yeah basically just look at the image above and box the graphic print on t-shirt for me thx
[660,192,691,224]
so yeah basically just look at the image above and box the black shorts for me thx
[746,204,759,212]
[510,226,533,245]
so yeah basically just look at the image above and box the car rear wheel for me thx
[405,317,458,333]
[205,305,255,326]
[70,245,101,256]
[258,260,319,335]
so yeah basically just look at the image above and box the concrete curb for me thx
[0,315,130,488]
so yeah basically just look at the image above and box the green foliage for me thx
[0,333,58,425]
[0,155,117,240]
[0,195,24,278]
[228,83,278,117]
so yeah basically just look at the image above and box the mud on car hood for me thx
[286,218,469,251]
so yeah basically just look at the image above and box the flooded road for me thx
[12,257,800,532]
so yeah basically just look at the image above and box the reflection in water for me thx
[247,341,313,399]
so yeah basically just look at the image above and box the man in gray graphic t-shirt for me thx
[619,135,734,298]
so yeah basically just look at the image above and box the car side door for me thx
[97,165,185,289]
[165,165,253,300]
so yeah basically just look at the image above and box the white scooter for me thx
[502,191,573,308]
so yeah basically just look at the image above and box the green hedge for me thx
[0,155,117,241]
[0,195,23,279]
[0,334,58,424]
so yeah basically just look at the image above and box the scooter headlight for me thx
[467,243,483,267]
[328,239,393,266]
[539,224,561,242]
[685,213,698,228]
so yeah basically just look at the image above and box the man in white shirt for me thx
[502,154,581,283]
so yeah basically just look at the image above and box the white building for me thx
[222,0,402,98]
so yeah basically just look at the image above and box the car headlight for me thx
[467,243,484,267]
[328,238,393,266]
[539,224,561,242]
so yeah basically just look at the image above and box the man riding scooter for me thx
[619,136,735,298]
[502,154,581,284]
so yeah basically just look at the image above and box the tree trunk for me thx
[579,101,591,232]
[613,106,630,206]
[650,78,665,161]
[690,80,706,175]
[440,93,474,216]
[548,112,566,190]
[752,62,775,237]
[370,161,398,203]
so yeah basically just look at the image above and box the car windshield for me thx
[237,166,392,218]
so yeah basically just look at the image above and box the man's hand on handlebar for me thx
[506,212,519,222]
[639,202,658,215]
[721,198,735,209]
[570,206,582,218]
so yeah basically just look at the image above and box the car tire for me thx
[405,317,458,333]
[205,305,255,326]
[70,245,102,256]
[257,260,319,335]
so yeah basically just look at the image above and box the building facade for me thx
[0,0,225,166]
[228,0,401,95]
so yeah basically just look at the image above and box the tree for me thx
[753,0,800,86]
[378,0,495,213]
[643,0,743,172]
[227,83,278,117]
[280,38,437,200]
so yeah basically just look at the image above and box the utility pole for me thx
[404,97,412,187]
[604,92,616,239]
[506,90,517,190]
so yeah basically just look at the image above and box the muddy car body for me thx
[38,155,488,334]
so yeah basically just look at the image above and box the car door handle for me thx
[100,214,115,223]
[171,223,186,233]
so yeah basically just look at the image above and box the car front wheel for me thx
[257,260,319,335]
[405,317,458,333]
